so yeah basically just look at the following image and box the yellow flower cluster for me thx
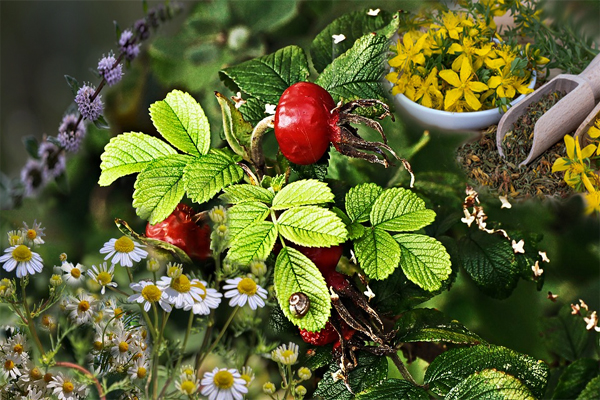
[552,120,600,214]
[387,5,548,113]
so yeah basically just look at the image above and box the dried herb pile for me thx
[457,91,571,200]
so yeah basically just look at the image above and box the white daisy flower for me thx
[7,230,25,246]
[22,220,45,245]
[61,262,86,285]
[240,366,254,387]
[208,205,228,224]
[1,352,22,380]
[176,373,200,395]
[87,262,117,294]
[47,372,86,400]
[223,277,268,310]
[65,292,96,325]
[271,342,299,365]
[157,275,206,309]
[180,364,196,378]
[7,333,28,360]
[17,360,43,386]
[0,245,44,278]
[110,328,133,365]
[128,356,149,380]
[129,280,172,312]
[21,386,44,400]
[99,236,148,267]
[201,367,248,400]
[183,279,222,315]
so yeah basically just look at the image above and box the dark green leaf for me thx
[395,308,484,345]
[238,97,267,125]
[219,45,309,104]
[303,344,334,371]
[355,379,429,400]
[458,230,519,299]
[345,183,383,223]
[231,0,298,32]
[315,352,388,400]
[64,75,80,96]
[290,160,329,181]
[311,10,397,73]
[22,136,40,160]
[354,227,400,280]
[424,344,549,398]
[445,369,535,400]
[215,92,253,160]
[93,115,110,130]
[370,267,435,315]
[552,359,599,399]
[577,376,600,400]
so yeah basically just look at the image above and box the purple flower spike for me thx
[58,114,86,153]
[75,85,103,121]
[21,159,46,197]
[119,30,140,61]
[97,54,123,86]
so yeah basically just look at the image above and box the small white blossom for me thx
[531,261,543,277]
[332,34,346,44]
[499,195,512,209]
[265,104,276,115]
[201,367,248,400]
[367,8,380,16]
[100,236,147,267]
[511,239,525,254]
[47,372,87,400]
[584,311,600,332]
[271,342,299,365]
[539,251,550,263]
[0,245,44,278]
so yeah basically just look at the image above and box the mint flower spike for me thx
[58,113,86,153]
[20,159,46,197]
[119,29,140,61]
[75,84,103,121]
[97,54,123,87]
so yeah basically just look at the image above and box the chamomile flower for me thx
[7,333,28,360]
[201,367,248,400]
[65,292,96,325]
[129,280,172,312]
[87,262,117,294]
[100,236,148,267]
[110,328,133,364]
[240,366,254,387]
[1,352,22,379]
[0,244,44,278]
[61,262,86,286]
[47,372,86,400]
[7,230,25,246]
[271,342,299,365]
[176,374,200,395]
[21,386,44,400]
[223,277,268,310]
[0,278,14,297]
[17,360,43,386]
[128,356,149,380]
[157,274,206,309]
[183,279,222,315]
[22,220,45,246]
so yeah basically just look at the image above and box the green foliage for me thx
[215,92,253,160]
[345,183,383,223]
[552,358,599,400]
[315,352,388,400]
[577,376,600,400]
[272,179,334,209]
[354,227,401,280]
[370,268,436,315]
[225,221,278,264]
[538,310,594,362]
[445,369,536,400]
[221,184,274,205]
[355,379,429,400]
[370,188,436,232]
[277,206,347,247]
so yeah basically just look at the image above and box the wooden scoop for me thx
[496,53,600,166]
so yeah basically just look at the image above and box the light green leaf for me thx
[149,90,211,156]
[310,10,399,73]
[99,132,177,186]
[183,149,244,205]
[424,344,549,398]
[316,33,389,111]
[226,221,278,265]
[393,233,452,292]
[132,154,191,224]
[370,187,436,232]
[215,92,253,160]
[552,358,599,400]
[220,184,274,205]
[345,183,383,223]
[273,246,330,332]
[272,179,334,210]
[219,45,310,104]
[227,202,271,240]
[354,227,400,280]
[277,206,347,247]
[445,369,535,400]
[355,379,429,400]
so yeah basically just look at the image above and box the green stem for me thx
[196,307,239,368]
[159,311,195,398]
[151,310,171,400]
[389,351,418,386]
[195,315,214,378]
[21,282,45,356]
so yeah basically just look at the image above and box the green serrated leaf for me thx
[303,344,334,371]
[219,45,309,104]
[290,159,329,181]
[272,179,334,210]
[370,187,436,232]
[220,184,274,205]
[132,154,191,224]
[577,376,600,400]
[539,309,593,362]
[226,221,277,265]
[149,90,210,156]
[345,183,383,223]
[238,97,267,125]
[99,132,177,186]
[552,358,599,400]
[394,233,451,292]
[355,379,429,400]
[458,230,520,299]
[273,246,330,332]
[266,305,297,339]
[354,227,400,280]
[347,222,366,240]
[227,202,271,241]
[394,308,483,345]
[446,369,535,400]
[277,206,347,247]
[310,10,397,73]
[315,351,388,400]
[424,345,549,398]
[183,149,243,205]
[316,33,389,113]
[232,0,298,32]
[215,92,253,160]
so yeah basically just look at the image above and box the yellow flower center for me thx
[241,374,252,386]
[114,236,135,253]
[571,163,585,174]
[63,381,74,393]
[42,315,51,326]
[10,235,21,245]
[281,349,295,359]
[213,370,234,389]
[114,307,125,319]
[78,300,90,312]
[191,281,207,299]
[13,344,23,354]
[183,367,194,375]
[141,285,162,303]
[237,278,257,295]
[27,229,37,240]
[119,341,129,353]
[180,380,196,394]
[137,367,147,379]
[171,275,191,293]
[70,267,81,279]
[96,271,112,285]
[4,360,14,370]
[12,245,32,262]
[30,367,42,380]
[93,341,103,351]
[44,373,53,383]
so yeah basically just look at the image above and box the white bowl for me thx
[393,72,536,132]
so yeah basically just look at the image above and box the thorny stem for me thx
[389,350,419,386]
[55,361,106,400]
[21,283,45,357]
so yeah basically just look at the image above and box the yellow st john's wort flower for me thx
[488,65,533,99]
[448,37,479,72]
[432,11,473,40]
[414,67,444,109]
[439,58,489,111]
[388,31,427,69]
[552,134,597,188]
